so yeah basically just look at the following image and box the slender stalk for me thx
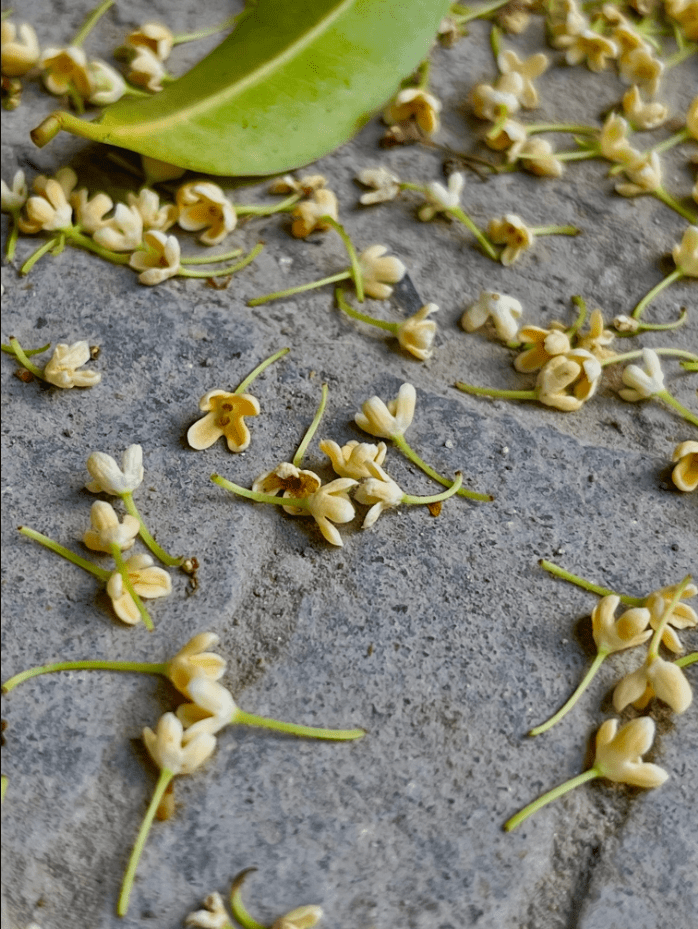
[172,13,240,44]
[110,543,154,631]
[455,381,538,401]
[676,652,698,669]
[233,709,365,741]
[402,471,463,506]
[489,23,502,61]
[230,870,266,929]
[180,247,243,265]
[237,193,301,215]
[63,227,131,264]
[179,242,264,278]
[651,127,689,155]
[600,348,698,367]
[19,527,110,581]
[652,187,697,223]
[657,390,698,427]
[449,205,498,260]
[234,346,289,395]
[20,235,62,275]
[527,124,598,135]
[248,271,351,306]
[119,493,181,567]
[293,383,328,468]
[528,650,608,736]
[530,225,580,237]
[648,576,692,661]
[8,338,45,379]
[392,433,493,501]
[72,0,113,47]
[538,559,644,606]
[632,268,683,319]
[1,341,51,357]
[625,308,687,334]
[3,660,167,694]
[664,42,698,68]
[322,216,364,302]
[567,295,588,339]
[553,150,599,162]
[336,288,397,333]
[5,213,19,261]
[1,776,7,804]
[117,768,174,916]
[211,474,311,509]
[504,768,599,831]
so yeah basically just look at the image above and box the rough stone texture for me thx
[1,2,696,929]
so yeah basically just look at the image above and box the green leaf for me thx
[32,0,450,176]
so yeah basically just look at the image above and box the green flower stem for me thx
[676,652,698,669]
[3,660,167,694]
[487,109,510,141]
[1,776,7,804]
[489,24,502,61]
[179,242,264,279]
[117,767,174,917]
[657,390,698,427]
[624,308,687,334]
[527,124,598,135]
[538,559,644,606]
[72,0,113,47]
[391,433,493,502]
[110,543,154,631]
[567,295,588,339]
[415,57,431,89]
[681,361,698,372]
[530,225,580,237]
[248,270,352,306]
[19,527,110,581]
[504,768,600,832]
[452,0,511,25]
[600,348,698,367]
[19,235,62,275]
[455,381,538,401]
[321,216,364,302]
[5,211,20,261]
[648,576,692,661]
[632,268,684,319]
[402,471,464,506]
[211,474,311,510]
[553,150,599,162]
[233,708,365,741]
[651,127,690,155]
[234,346,290,395]
[172,13,240,44]
[1,341,51,357]
[665,42,698,68]
[120,492,182,567]
[336,288,398,333]
[528,649,609,737]
[652,187,697,223]
[8,338,45,379]
[230,870,266,929]
[293,383,328,468]
[449,205,498,261]
[237,193,301,215]
[180,248,243,265]
[63,226,131,264]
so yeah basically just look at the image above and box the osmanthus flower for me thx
[40,45,91,96]
[599,113,636,164]
[319,439,388,480]
[43,340,102,388]
[18,174,74,234]
[615,151,662,197]
[671,441,698,493]
[129,230,181,285]
[1,170,28,212]
[622,85,668,130]
[93,203,143,251]
[177,679,237,737]
[688,96,698,140]
[383,87,442,134]
[646,581,698,651]
[229,870,323,929]
[558,29,618,72]
[188,391,260,452]
[1,20,40,77]
[354,460,463,528]
[484,118,528,157]
[86,59,126,105]
[504,717,668,831]
[496,49,549,109]
[107,553,172,625]
[176,182,237,245]
[618,45,664,96]
[70,188,113,233]
[514,325,571,373]
[356,167,402,205]
[269,173,327,196]
[487,214,534,265]
[126,188,178,231]
[575,308,615,359]
[470,73,524,121]
[185,892,231,929]
[665,0,698,40]
[461,290,523,342]
[396,303,438,360]
[127,44,167,92]
[359,245,406,299]
[548,0,587,45]
[86,444,144,495]
[165,633,227,697]
[83,501,140,553]
[537,349,601,411]
[631,225,698,320]
[619,348,665,400]
[252,462,322,513]
[518,138,565,177]
[290,188,339,238]
[529,595,652,735]
[126,22,174,61]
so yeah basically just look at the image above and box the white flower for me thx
[618,45,664,96]
[128,45,167,92]
[269,174,327,196]
[176,679,236,737]
[613,314,640,333]
[383,87,442,134]
[1,169,28,212]
[129,230,181,285]
[70,189,113,233]
[19,179,73,234]
[619,348,665,400]
[518,138,564,177]
[646,582,698,651]
[497,49,549,108]
[593,717,668,788]
[272,905,323,929]
[356,167,401,205]
[418,172,465,221]
[614,654,693,713]
[291,188,339,238]
[397,303,438,360]
[87,59,126,105]
[107,553,172,625]
[355,382,416,438]
[86,444,144,495]
[615,151,662,197]
[126,188,178,231]
[83,501,140,553]
[559,29,618,71]
[485,118,528,157]
[142,712,216,775]
[599,113,636,164]
[487,214,534,266]
[319,439,388,479]
[41,45,91,97]
[461,291,523,342]
[622,85,668,130]
[358,244,406,299]
[305,479,357,546]
[1,20,40,77]
[536,349,602,411]
[672,225,698,276]
[93,203,144,252]
[471,74,524,121]
[187,391,260,452]
[591,595,652,653]
[252,462,322,514]
[185,892,231,929]
[166,633,227,698]
[177,182,237,245]
[126,22,174,61]
[671,441,698,493]
[355,461,405,527]
[514,325,570,372]
[43,341,101,388]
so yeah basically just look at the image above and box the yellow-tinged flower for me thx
[397,303,438,360]
[142,711,216,775]
[487,214,534,266]
[622,85,668,130]
[671,441,698,493]
[613,314,640,333]
[86,444,144,495]
[592,595,652,653]
[497,49,549,108]
[354,461,404,527]
[252,462,322,513]
[665,0,698,40]
[618,45,664,96]
[646,582,698,651]
[593,717,668,788]
[177,182,237,245]
[269,173,327,196]
[176,679,236,737]
[615,151,662,197]
[613,653,693,713]
[107,553,172,625]
[485,119,528,157]
[559,29,618,71]
[19,179,73,234]
[129,230,181,285]
[471,73,523,121]
[70,189,113,234]
[83,501,140,553]
[355,382,416,438]
[418,172,465,222]
[291,188,339,238]
[166,633,227,698]
[576,308,615,358]
[43,341,101,388]
[319,439,388,479]
[126,22,174,61]
[187,390,261,452]
[126,189,178,231]
[549,0,587,45]
[41,45,91,96]
[1,170,28,212]
[128,45,167,92]
[1,20,40,77]
[305,478,357,546]
[356,167,401,205]
[272,905,323,929]
[461,290,523,342]
[519,138,564,177]
[185,892,230,929]
[672,225,698,276]
[86,59,126,105]
[687,96,698,140]
[358,245,406,299]
[514,325,571,372]
[619,348,665,401]
[599,113,637,164]
[383,87,442,135]
[93,203,143,252]
[537,349,602,411]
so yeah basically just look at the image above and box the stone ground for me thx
[1,2,697,928]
